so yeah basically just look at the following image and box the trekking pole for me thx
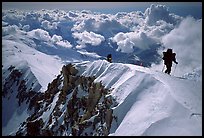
[162,64,165,72]
[172,64,177,76]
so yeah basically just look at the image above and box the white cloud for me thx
[144,4,182,26]
[41,20,50,29]
[56,40,72,48]
[2,25,19,36]
[72,31,105,47]
[27,29,72,48]
[76,44,86,49]
[115,11,145,31]
[51,34,62,43]
[41,20,58,30]
[72,14,129,37]
[52,22,58,29]
[161,17,202,76]
[112,31,157,53]
[22,24,30,32]
[68,11,79,18]
[148,20,174,39]
[27,28,51,42]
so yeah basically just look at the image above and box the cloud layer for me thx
[112,31,157,53]
[2,4,202,75]
[72,31,105,49]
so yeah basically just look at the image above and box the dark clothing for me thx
[107,54,112,63]
[162,49,178,74]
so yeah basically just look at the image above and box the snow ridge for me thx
[75,60,202,136]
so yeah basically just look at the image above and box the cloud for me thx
[2,5,200,68]
[51,34,62,43]
[72,13,129,38]
[41,20,51,29]
[149,20,174,38]
[115,11,145,31]
[112,31,157,53]
[51,34,72,48]
[27,29,72,48]
[161,16,202,76]
[56,40,72,48]
[27,28,51,42]
[68,11,79,18]
[2,25,19,36]
[144,4,182,26]
[76,45,86,49]
[72,31,105,48]
[22,24,30,32]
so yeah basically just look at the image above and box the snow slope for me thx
[75,60,202,136]
[2,34,64,136]
[2,35,64,92]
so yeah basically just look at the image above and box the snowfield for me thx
[2,38,63,92]
[2,36,64,135]
[75,60,202,136]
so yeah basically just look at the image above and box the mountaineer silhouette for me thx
[107,54,112,63]
[162,49,178,75]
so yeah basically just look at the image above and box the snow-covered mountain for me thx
[2,4,202,136]
[76,60,202,136]
[2,59,202,136]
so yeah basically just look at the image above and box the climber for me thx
[107,54,112,63]
[162,48,178,75]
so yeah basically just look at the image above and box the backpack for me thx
[162,49,172,60]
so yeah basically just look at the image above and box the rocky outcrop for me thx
[3,67,23,98]
[26,118,44,136]
[62,64,78,94]
[15,63,118,136]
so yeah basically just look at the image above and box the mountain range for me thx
[2,4,202,136]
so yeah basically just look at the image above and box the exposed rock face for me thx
[62,64,79,94]
[3,67,23,98]
[15,63,118,136]
[2,65,39,106]
[26,118,44,136]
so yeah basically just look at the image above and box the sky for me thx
[2,2,202,19]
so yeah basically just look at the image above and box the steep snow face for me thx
[75,60,202,136]
[2,35,63,92]
[2,64,38,136]
[2,34,63,136]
